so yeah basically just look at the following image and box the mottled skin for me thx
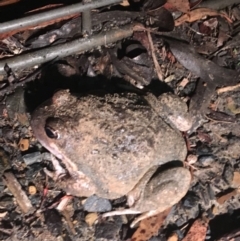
[31,90,191,226]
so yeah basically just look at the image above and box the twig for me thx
[0,228,12,235]
[147,31,164,81]
[61,209,76,235]
[2,171,34,214]
[217,83,240,94]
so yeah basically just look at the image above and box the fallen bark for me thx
[2,171,34,214]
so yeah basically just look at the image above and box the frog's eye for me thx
[45,125,60,139]
[45,117,63,139]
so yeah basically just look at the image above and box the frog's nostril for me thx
[45,125,60,139]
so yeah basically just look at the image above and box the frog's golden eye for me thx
[45,117,63,139]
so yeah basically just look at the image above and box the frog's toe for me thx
[43,167,66,181]
[44,154,66,180]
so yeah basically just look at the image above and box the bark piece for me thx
[2,171,34,214]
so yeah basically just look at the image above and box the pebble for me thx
[187,154,198,165]
[198,156,215,167]
[85,213,98,226]
[28,185,37,195]
[83,195,112,212]
[22,152,42,166]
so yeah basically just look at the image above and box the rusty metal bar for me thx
[82,0,92,35]
[0,24,134,75]
[0,0,121,34]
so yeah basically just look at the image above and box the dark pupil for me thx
[45,125,59,139]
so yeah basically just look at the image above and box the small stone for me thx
[22,152,42,166]
[28,185,37,195]
[167,233,178,241]
[83,195,112,212]
[196,144,212,156]
[198,156,215,167]
[187,154,198,165]
[18,138,29,151]
[85,213,98,226]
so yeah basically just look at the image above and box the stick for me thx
[217,83,240,94]
[2,171,34,214]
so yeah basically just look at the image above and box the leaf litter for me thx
[0,0,240,240]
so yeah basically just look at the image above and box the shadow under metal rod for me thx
[0,24,134,75]
[0,0,121,34]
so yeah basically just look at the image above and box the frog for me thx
[31,89,192,227]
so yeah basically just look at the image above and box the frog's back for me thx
[64,92,187,199]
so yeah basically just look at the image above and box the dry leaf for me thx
[0,0,20,7]
[0,211,8,218]
[165,74,175,83]
[85,213,98,226]
[232,172,240,187]
[217,30,229,48]
[216,189,237,205]
[226,97,240,115]
[164,0,190,13]
[182,219,208,241]
[120,0,130,6]
[17,113,29,126]
[131,208,171,241]
[175,8,232,26]
[168,232,178,241]
[203,18,218,29]
[18,138,29,151]
[179,78,189,87]
[197,131,212,143]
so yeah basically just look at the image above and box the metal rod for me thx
[0,24,133,75]
[82,0,92,35]
[0,0,121,34]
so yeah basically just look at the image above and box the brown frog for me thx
[31,90,192,227]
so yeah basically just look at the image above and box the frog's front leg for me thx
[44,154,97,197]
[44,154,66,181]
[145,92,193,132]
